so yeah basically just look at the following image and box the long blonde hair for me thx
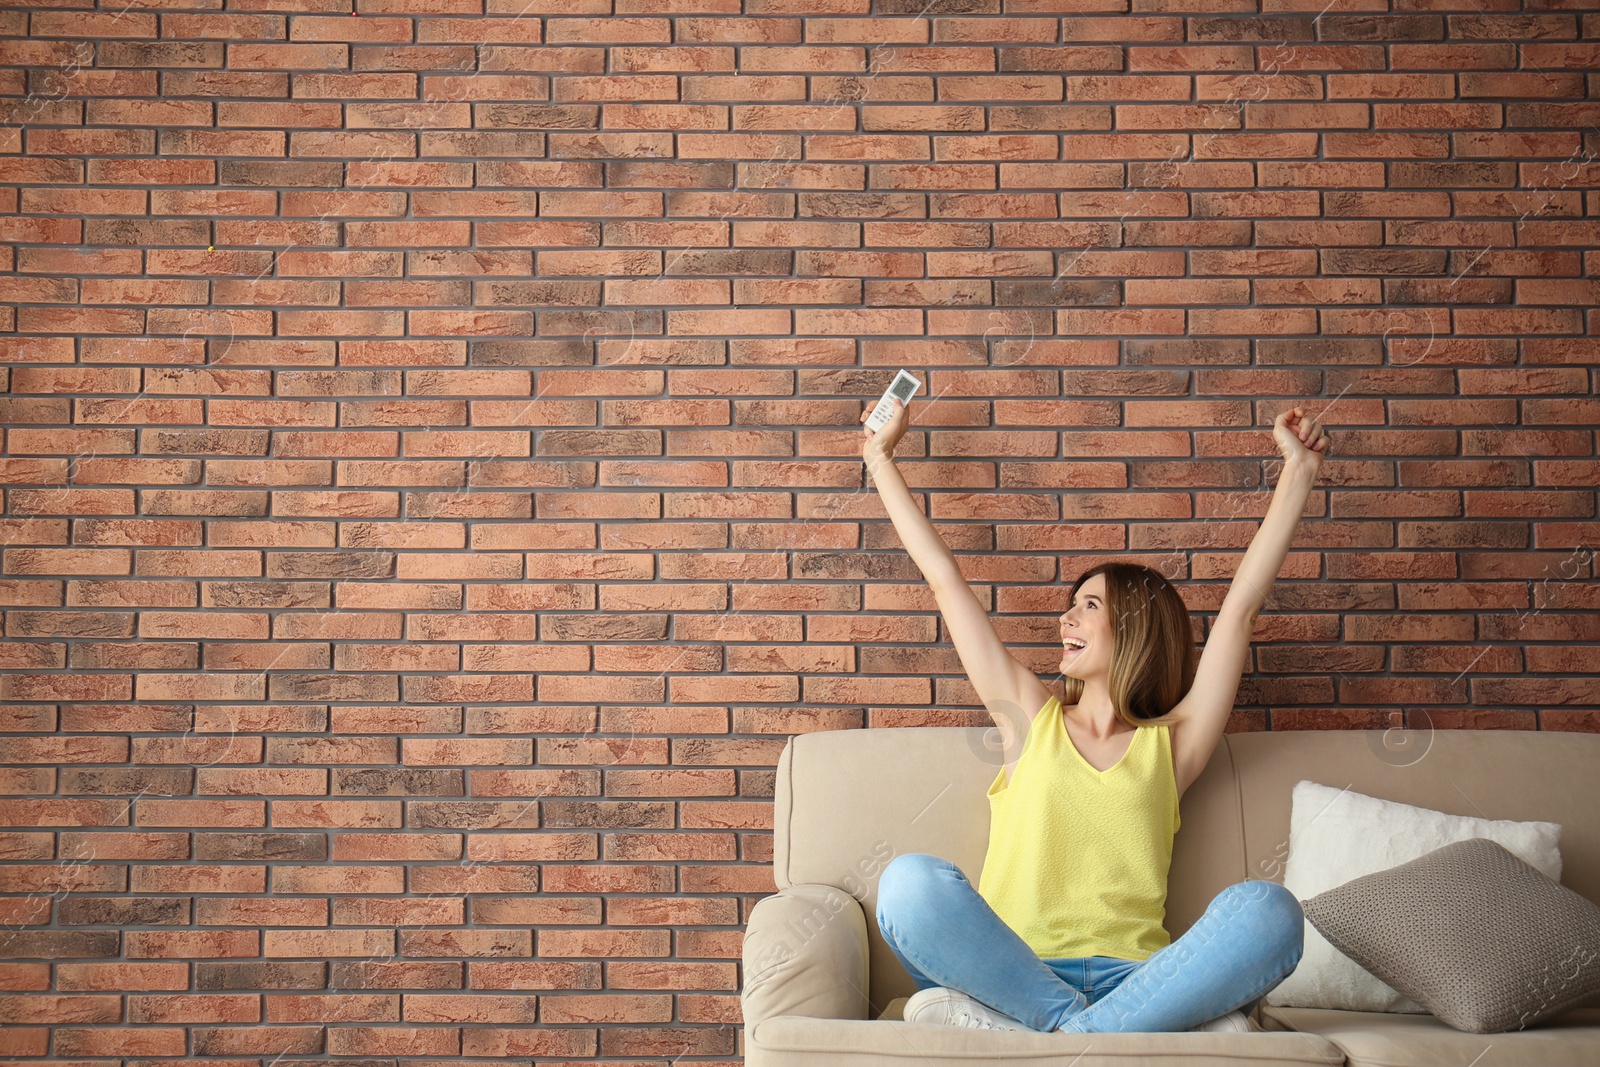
[1058,561,1196,728]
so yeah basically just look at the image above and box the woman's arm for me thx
[1171,407,1329,794]
[861,424,966,595]
[860,397,1043,723]
[1217,407,1330,624]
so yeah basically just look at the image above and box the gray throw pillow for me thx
[1301,837,1600,1033]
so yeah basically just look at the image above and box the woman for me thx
[859,394,1330,1035]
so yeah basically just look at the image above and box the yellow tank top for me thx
[977,694,1180,962]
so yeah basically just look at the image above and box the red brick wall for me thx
[2,0,1599,1061]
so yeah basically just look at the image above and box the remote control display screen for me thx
[891,376,917,402]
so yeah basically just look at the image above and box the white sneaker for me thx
[1189,1008,1261,1033]
[905,986,1028,1031]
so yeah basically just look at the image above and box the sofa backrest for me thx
[772,725,1600,1017]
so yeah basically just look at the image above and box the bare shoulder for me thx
[993,673,1058,788]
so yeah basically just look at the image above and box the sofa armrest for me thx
[741,883,870,1026]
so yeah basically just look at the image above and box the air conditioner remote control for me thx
[864,370,924,432]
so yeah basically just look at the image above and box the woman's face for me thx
[1059,573,1112,679]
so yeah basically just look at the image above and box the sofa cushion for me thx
[1300,837,1600,1034]
[749,1014,1347,1066]
[1267,779,1563,1014]
[1261,1004,1600,1067]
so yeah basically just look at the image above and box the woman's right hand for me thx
[861,395,912,462]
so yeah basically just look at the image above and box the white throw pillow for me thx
[1265,780,1564,1013]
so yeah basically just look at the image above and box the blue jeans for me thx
[876,853,1304,1033]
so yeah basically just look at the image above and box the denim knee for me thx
[1266,881,1306,955]
[875,852,946,926]
[1229,880,1305,961]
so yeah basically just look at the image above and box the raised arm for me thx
[860,397,1044,734]
[1171,407,1330,795]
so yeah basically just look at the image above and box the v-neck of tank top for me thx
[1061,710,1141,776]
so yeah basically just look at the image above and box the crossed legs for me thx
[875,852,1305,1033]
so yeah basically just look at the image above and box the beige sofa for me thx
[740,725,1600,1066]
